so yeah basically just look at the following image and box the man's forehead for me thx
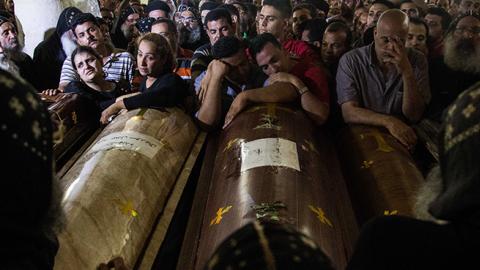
[260,5,281,16]
[207,18,230,29]
[222,50,247,65]
[370,4,388,12]
[256,43,279,64]
[325,30,347,41]
[0,22,14,31]
[76,21,95,31]
[293,8,311,17]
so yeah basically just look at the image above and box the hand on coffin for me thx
[41,88,61,96]
[268,72,306,93]
[386,117,417,150]
[97,257,129,270]
[223,92,249,129]
[198,60,230,103]
[100,100,125,124]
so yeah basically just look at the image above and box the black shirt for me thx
[123,72,187,110]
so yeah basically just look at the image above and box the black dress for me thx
[65,80,129,117]
[123,72,188,110]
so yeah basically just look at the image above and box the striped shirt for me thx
[59,50,135,86]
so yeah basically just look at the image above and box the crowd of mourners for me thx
[1,0,480,269]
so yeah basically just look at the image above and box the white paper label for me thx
[240,138,300,172]
[87,131,163,159]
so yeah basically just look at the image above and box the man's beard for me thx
[187,27,201,44]
[61,32,77,56]
[121,23,134,40]
[413,165,447,224]
[444,34,480,74]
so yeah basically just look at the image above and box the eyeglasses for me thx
[454,27,480,36]
[180,16,196,23]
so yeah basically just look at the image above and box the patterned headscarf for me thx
[205,221,334,269]
[136,17,156,34]
[429,82,480,221]
[0,69,56,268]
[56,7,82,36]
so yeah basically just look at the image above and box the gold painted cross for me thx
[210,206,232,226]
[384,210,398,215]
[360,131,394,153]
[308,205,333,227]
[118,200,138,218]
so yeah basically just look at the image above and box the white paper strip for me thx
[87,131,163,159]
[240,138,300,172]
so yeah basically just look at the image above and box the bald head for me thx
[378,9,409,32]
[374,9,410,66]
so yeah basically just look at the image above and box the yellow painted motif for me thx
[210,206,232,225]
[254,114,281,130]
[361,160,374,169]
[246,106,262,113]
[308,205,333,227]
[447,104,457,118]
[223,138,241,152]
[71,111,78,125]
[117,200,138,218]
[360,131,394,153]
[384,210,398,215]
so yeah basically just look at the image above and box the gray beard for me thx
[187,27,201,44]
[444,34,480,75]
[121,24,133,40]
[61,32,77,56]
[413,165,448,224]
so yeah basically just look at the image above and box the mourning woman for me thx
[65,46,129,117]
[100,33,188,124]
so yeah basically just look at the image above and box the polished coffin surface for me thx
[192,104,358,270]
[337,125,424,225]
[54,108,198,270]
[41,93,99,167]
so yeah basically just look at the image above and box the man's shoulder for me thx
[338,45,371,70]
[111,49,134,60]
[193,43,212,57]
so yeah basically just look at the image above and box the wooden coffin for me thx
[54,108,199,270]
[336,125,424,225]
[40,93,99,168]
[184,103,358,270]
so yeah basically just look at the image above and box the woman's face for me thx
[137,40,165,77]
[73,51,103,83]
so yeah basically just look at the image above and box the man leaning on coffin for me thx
[336,9,430,150]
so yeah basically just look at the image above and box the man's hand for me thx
[97,257,129,270]
[383,36,413,74]
[198,60,230,103]
[268,72,306,92]
[41,89,61,96]
[223,92,249,129]
[100,101,122,124]
[386,117,417,150]
[115,92,139,102]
